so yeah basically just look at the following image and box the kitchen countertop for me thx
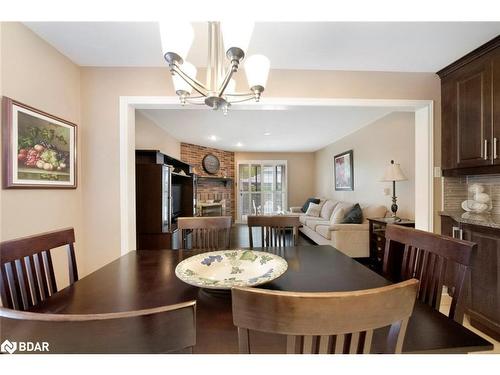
[439,210,500,229]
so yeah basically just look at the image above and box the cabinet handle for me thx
[484,139,488,160]
[494,137,498,159]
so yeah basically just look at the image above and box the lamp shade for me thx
[159,21,194,60]
[381,160,407,182]
[245,54,270,88]
[172,62,197,93]
[221,21,254,53]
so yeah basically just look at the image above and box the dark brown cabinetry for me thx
[439,36,500,175]
[441,216,500,340]
[135,150,196,250]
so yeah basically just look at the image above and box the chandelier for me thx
[159,21,270,114]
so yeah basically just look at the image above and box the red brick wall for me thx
[180,143,235,220]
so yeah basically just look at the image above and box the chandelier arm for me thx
[225,91,257,97]
[217,66,235,97]
[226,96,258,104]
[184,97,207,105]
[171,64,209,97]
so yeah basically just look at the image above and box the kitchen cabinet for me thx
[441,215,500,340]
[439,36,500,174]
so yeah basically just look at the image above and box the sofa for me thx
[288,199,387,258]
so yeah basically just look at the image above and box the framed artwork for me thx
[334,150,354,191]
[2,97,77,188]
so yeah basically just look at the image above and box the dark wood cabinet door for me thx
[461,224,500,339]
[492,48,500,165]
[454,56,493,168]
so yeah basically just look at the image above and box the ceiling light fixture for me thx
[263,131,271,136]
[159,21,270,114]
[236,142,243,147]
[209,135,217,141]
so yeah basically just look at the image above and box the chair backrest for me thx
[177,216,232,250]
[383,225,475,323]
[0,300,196,353]
[247,215,301,249]
[232,279,419,354]
[0,228,79,311]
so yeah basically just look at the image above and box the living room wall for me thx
[315,111,415,219]
[135,110,180,158]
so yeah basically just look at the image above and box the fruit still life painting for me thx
[3,97,77,188]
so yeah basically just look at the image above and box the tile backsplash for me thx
[443,174,500,214]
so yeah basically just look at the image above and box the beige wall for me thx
[234,152,316,209]
[315,112,415,219]
[135,111,180,158]
[1,22,443,278]
[0,23,82,287]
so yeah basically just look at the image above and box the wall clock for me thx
[202,154,220,175]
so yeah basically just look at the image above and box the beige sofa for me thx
[288,199,387,258]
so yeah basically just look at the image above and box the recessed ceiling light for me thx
[209,135,217,141]
[263,132,271,136]
[236,142,243,147]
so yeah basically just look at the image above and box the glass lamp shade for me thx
[172,62,197,93]
[381,161,407,182]
[245,54,270,89]
[221,21,254,53]
[159,21,194,60]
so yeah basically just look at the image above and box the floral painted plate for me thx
[175,250,288,289]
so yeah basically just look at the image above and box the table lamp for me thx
[381,160,407,221]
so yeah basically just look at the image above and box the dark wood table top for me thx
[29,246,493,354]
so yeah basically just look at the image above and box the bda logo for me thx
[1,339,17,354]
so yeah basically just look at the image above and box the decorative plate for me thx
[202,154,220,175]
[175,250,288,289]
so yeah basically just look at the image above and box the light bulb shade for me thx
[221,21,254,53]
[172,62,197,93]
[159,21,194,61]
[245,54,270,89]
[381,162,407,182]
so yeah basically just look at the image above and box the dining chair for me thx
[247,215,301,249]
[177,216,232,250]
[0,228,79,311]
[232,279,419,354]
[382,224,475,323]
[0,300,196,353]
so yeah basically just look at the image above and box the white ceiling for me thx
[25,22,500,72]
[138,106,403,152]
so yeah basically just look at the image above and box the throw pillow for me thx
[320,200,337,219]
[330,207,345,224]
[301,197,320,213]
[342,203,363,224]
[305,203,321,217]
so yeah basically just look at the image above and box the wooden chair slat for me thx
[363,330,374,354]
[334,334,345,354]
[0,268,14,309]
[14,259,32,309]
[34,252,50,299]
[286,335,296,354]
[383,225,475,323]
[42,251,58,294]
[318,335,330,354]
[303,335,314,354]
[4,262,22,310]
[349,332,360,354]
[238,327,250,354]
[24,256,41,305]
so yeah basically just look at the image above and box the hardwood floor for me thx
[229,223,316,248]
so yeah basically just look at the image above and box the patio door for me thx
[237,160,288,223]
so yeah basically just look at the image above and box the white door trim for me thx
[119,96,434,255]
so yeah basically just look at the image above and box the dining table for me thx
[27,245,493,354]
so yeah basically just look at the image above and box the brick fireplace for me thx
[180,142,235,220]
